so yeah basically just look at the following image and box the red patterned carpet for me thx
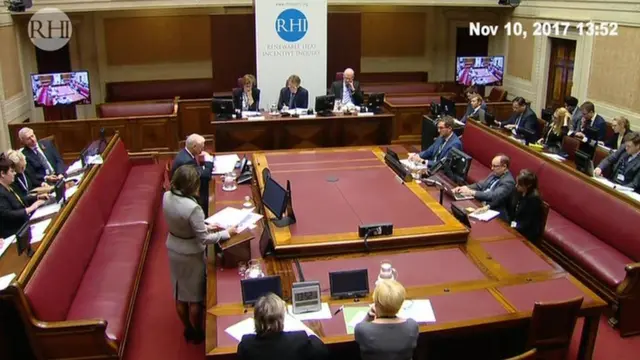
[123,209,640,360]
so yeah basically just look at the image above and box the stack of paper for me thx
[87,155,103,165]
[0,235,15,258]
[0,273,16,291]
[400,157,428,171]
[65,173,84,183]
[205,207,262,232]
[31,203,61,221]
[343,306,371,334]
[65,185,79,198]
[225,313,317,342]
[65,160,83,174]
[213,154,240,175]
[541,153,566,162]
[469,209,500,222]
[397,299,436,323]
[30,218,52,244]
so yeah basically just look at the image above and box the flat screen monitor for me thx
[329,269,369,299]
[575,150,594,176]
[446,148,473,185]
[16,221,32,256]
[262,176,288,219]
[386,147,399,162]
[366,92,385,113]
[456,56,504,86]
[31,71,91,107]
[583,126,600,141]
[440,96,456,117]
[421,117,439,151]
[240,276,283,306]
[315,95,335,116]
[212,98,235,120]
[451,203,472,228]
[482,112,496,127]
[578,140,596,160]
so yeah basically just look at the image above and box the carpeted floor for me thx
[123,212,640,360]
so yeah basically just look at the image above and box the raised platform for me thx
[252,147,469,257]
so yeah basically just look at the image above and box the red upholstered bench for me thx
[461,120,640,337]
[21,136,164,358]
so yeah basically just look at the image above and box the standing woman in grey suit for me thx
[163,165,237,344]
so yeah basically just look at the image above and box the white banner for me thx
[255,0,327,109]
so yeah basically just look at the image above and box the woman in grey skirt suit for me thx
[163,165,237,344]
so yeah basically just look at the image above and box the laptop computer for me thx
[427,176,474,201]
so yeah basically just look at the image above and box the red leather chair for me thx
[526,297,583,360]
[505,349,537,360]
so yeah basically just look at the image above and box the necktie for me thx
[17,174,28,192]
[35,147,54,175]
[8,186,26,207]
[515,115,522,129]
[487,177,500,191]
[343,84,352,105]
[289,92,295,109]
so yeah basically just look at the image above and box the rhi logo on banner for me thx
[275,8,308,42]
[28,7,73,51]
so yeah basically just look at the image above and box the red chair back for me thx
[527,297,583,360]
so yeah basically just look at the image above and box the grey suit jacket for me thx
[469,171,516,217]
[163,190,230,255]
[598,148,640,191]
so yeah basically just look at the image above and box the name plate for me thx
[357,112,375,117]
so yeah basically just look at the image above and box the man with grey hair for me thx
[329,67,364,106]
[171,134,214,215]
[19,127,65,186]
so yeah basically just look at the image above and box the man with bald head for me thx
[19,127,65,186]
[330,68,364,106]
[171,134,214,215]
[452,154,515,219]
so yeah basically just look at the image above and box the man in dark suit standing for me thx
[500,97,539,143]
[277,75,309,110]
[595,132,640,192]
[329,68,364,106]
[570,101,607,142]
[171,134,214,216]
[19,127,65,187]
[409,116,462,169]
[453,154,516,219]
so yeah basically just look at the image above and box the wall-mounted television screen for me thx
[455,56,504,86]
[31,71,91,107]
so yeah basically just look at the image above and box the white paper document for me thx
[66,160,83,174]
[205,207,262,231]
[0,235,15,258]
[248,116,266,121]
[65,173,84,183]
[397,299,436,323]
[30,218,52,244]
[348,310,369,328]
[242,111,262,118]
[357,112,375,117]
[541,153,566,162]
[87,155,103,165]
[287,303,332,321]
[31,203,61,221]
[0,273,16,291]
[213,154,240,175]
[225,313,317,342]
[400,158,428,171]
[469,209,500,222]
[299,114,316,119]
[65,185,79,198]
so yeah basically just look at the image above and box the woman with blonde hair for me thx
[538,107,570,150]
[163,165,237,343]
[355,280,419,360]
[605,116,632,150]
[237,293,328,360]
[232,74,261,111]
[5,149,49,198]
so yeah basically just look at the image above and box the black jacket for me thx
[238,331,328,360]
[233,88,261,111]
[507,191,544,242]
[0,185,36,238]
[22,139,66,185]
[170,148,214,216]
[329,80,364,106]
[505,107,539,143]
[277,86,309,110]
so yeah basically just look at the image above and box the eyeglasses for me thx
[491,164,502,169]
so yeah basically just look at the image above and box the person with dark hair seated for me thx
[408,116,462,168]
[0,153,48,238]
[499,97,539,143]
[564,95,581,128]
[594,132,640,192]
[570,101,607,142]
[537,107,570,150]
[507,169,544,242]
[237,293,328,360]
[460,86,487,123]
[233,74,261,111]
[277,74,309,110]
[18,127,65,186]
[605,116,632,150]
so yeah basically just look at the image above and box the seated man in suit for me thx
[570,101,607,142]
[498,97,539,143]
[277,75,309,110]
[408,116,462,168]
[465,94,486,123]
[232,74,261,111]
[594,132,640,192]
[564,95,582,129]
[329,68,364,107]
[452,154,516,219]
[460,86,487,123]
[171,134,214,214]
[19,127,65,186]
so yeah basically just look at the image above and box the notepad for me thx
[225,313,316,342]
[0,273,16,290]
[468,209,500,222]
[397,299,436,323]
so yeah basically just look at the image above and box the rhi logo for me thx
[28,7,72,51]
[275,8,308,43]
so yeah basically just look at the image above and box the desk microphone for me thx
[294,258,305,282]
[363,229,373,252]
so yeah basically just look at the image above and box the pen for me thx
[333,305,344,315]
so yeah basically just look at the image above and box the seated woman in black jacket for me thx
[237,293,328,360]
[605,116,632,150]
[507,169,544,242]
[0,153,48,238]
[537,107,569,150]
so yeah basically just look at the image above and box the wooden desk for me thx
[209,113,395,152]
[205,146,605,360]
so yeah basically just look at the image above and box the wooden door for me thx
[545,38,576,110]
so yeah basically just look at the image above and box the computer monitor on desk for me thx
[212,98,235,120]
[440,96,456,117]
[315,95,335,116]
[575,150,595,176]
[421,117,439,151]
[366,93,385,114]
[262,176,296,227]
[444,148,473,185]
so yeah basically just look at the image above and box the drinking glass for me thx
[237,261,247,278]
